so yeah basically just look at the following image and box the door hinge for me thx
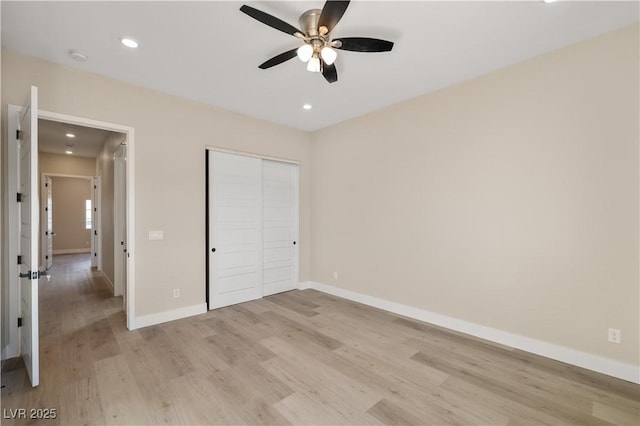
[17,193,23,202]
[45,182,48,188]
[45,255,49,260]
[94,230,98,235]
[94,185,97,189]
[94,253,97,257]
[94,208,97,212]
[17,318,22,328]
[16,130,23,140]
[45,231,48,236]
[17,255,22,265]
[45,207,48,212]
[19,270,31,279]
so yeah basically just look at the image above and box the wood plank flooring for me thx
[1,253,638,425]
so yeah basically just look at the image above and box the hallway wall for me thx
[50,176,92,252]
[96,132,126,285]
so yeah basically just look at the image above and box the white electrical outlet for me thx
[608,328,621,344]
[149,230,164,240]
[173,289,180,298]
[333,271,338,280]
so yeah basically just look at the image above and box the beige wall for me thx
[96,132,126,285]
[310,24,639,365]
[39,151,96,177]
[1,48,312,319]
[50,177,92,252]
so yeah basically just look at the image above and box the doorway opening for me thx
[38,118,124,295]
[3,95,136,385]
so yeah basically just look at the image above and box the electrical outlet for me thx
[149,230,164,240]
[608,328,621,344]
[173,289,180,298]
[333,271,338,280]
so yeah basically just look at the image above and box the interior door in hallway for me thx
[262,160,298,296]
[114,144,127,303]
[43,175,53,269]
[18,85,40,387]
[208,151,262,309]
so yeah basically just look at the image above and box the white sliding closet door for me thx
[208,151,299,309]
[208,151,262,309]
[262,160,298,296]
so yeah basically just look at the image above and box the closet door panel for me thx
[208,151,262,309]
[262,160,298,296]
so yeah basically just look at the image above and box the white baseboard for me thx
[298,281,312,290]
[53,248,91,255]
[1,344,19,361]
[306,281,640,384]
[132,303,207,330]
[100,271,114,289]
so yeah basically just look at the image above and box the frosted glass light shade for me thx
[297,44,313,62]
[307,56,321,72]
[320,47,337,65]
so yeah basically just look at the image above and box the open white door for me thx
[90,177,100,268]
[18,86,40,387]
[42,176,53,270]
[114,144,127,301]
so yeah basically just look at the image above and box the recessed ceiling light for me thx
[543,0,557,3]
[65,133,75,138]
[68,50,88,62]
[120,37,139,48]
[65,150,73,155]
[303,104,312,110]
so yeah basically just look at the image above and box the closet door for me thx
[208,151,262,309]
[262,160,298,296]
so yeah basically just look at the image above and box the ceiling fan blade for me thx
[240,5,303,37]
[322,61,338,83]
[259,49,299,69]
[318,1,350,34]
[334,37,394,52]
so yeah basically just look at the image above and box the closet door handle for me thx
[211,248,216,253]
[293,241,296,245]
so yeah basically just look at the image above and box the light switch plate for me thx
[149,230,164,240]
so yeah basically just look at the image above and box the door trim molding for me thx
[40,173,96,269]
[205,145,300,166]
[4,107,137,348]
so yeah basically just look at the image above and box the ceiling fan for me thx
[240,1,394,83]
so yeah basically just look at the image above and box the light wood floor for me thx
[1,253,638,425]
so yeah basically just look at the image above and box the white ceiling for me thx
[2,1,638,132]
[39,119,114,158]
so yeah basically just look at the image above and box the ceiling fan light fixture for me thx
[297,44,313,62]
[320,46,337,65]
[307,56,321,73]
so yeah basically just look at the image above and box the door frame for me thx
[3,108,136,361]
[91,176,102,270]
[40,173,99,265]
[205,146,300,310]
[113,144,127,300]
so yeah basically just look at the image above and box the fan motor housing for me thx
[299,9,322,37]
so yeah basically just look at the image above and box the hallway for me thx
[1,253,124,424]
